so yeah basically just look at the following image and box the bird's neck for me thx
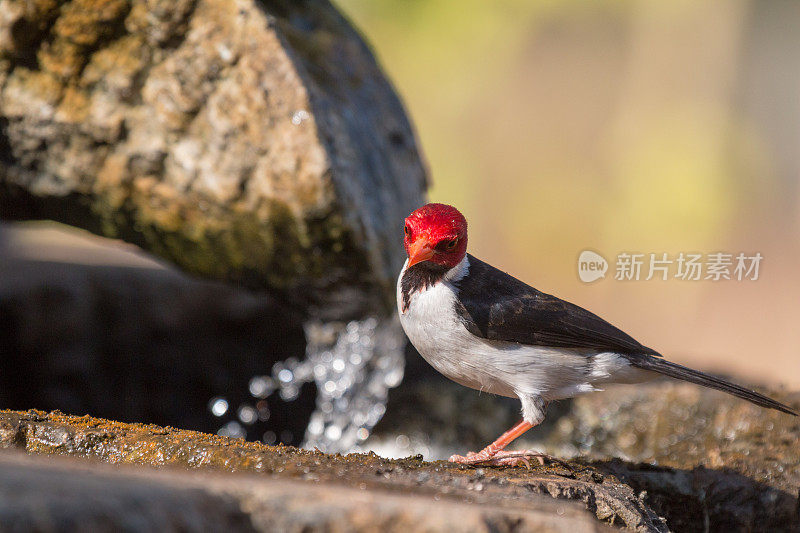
[400,255,469,312]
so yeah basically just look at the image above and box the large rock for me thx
[0,409,663,531]
[374,370,800,532]
[4,384,799,531]
[0,453,256,531]
[0,451,612,533]
[538,382,800,532]
[0,0,427,318]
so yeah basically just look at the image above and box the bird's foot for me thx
[449,450,559,468]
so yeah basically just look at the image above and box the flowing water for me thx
[209,317,405,453]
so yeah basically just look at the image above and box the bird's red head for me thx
[403,203,468,269]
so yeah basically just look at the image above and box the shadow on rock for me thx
[0,256,313,446]
[590,459,800,532]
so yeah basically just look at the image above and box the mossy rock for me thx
[0,0,427,318]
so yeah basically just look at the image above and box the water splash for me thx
[208,317,405,453]
[300,317,405,452]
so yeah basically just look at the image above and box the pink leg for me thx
[449,420,552,466]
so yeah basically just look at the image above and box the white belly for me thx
[396,258,647,402]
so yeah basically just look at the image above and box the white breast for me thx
[396,256,648,403]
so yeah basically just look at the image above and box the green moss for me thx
[85,179,373,311]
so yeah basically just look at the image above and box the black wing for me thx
[453,255,660,356]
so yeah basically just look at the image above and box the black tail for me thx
[626,355,798,416]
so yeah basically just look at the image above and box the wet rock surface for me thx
[0,409,664,531]
[0,452,256,532]
[539,382,800,486]
[0,0,427,318]
[374,369,800,532]
[0,452,612,533]
[2,379,799,532]
[539,382,800,532]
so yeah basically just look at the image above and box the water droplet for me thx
[325,425,342,441]
[248,376,275,398]
[229,318,405,453]
[209,397,229,417]
[334,397,349,410]
[262,431,276,445]
[256,400,270,421]
[279,386,299,401]
[291,109,310,125]
[384,367,403,387]
[308,417,324,436]
[218,421,245,439]
[237,404,257,425]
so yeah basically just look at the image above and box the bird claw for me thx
[449,450,555,469]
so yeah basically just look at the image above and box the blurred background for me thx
[335,0,800,387]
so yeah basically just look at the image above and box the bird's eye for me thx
[404,225,412,239]
[446,238,458,250]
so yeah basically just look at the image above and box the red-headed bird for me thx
[397,203,797,466]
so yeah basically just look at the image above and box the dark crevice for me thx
[388,130,405,147]
[591,459,800,532]
[5,4,61,70]
[70,5,134,82]
[0,118,15,166]
[0,182,102,234]
[155,0,201,51]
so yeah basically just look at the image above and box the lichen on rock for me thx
[0,409,666,531]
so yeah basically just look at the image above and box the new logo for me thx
[578,250,608,283]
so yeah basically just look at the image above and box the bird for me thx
[396,202,797,466]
